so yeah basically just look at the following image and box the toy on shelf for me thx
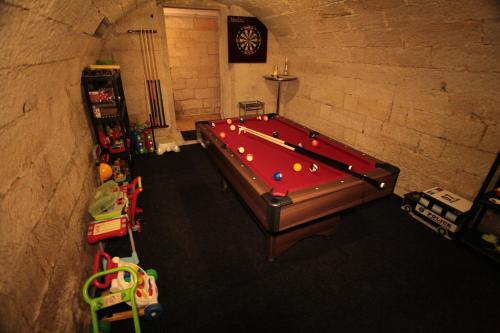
[112,159,128,184]
[481,233,500,252]
[88,88,115,104]
[84,251,162,333]
[98,123,125,154]
[99,159,130,185]
[99,163,113,182]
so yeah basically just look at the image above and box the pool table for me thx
[196,114,399,260]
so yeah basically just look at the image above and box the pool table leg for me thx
[266,215,340,261]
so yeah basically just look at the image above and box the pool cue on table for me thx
[238,125,386,189]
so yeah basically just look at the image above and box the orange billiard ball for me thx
[219,131,226,139]
[293,163,302,172]
[226,118,233,125]
[229,124,236,131]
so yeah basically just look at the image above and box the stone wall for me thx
[246,0,499,200]
[162,0,284,117]
[1,0,498,330]
[106,0,283,125]
[0,0,149,331]
[165,12,221,118]
[100,2,178,138]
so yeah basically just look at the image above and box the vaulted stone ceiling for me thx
[0,1,499,331]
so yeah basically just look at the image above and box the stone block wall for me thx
[1,0,498,331]
[165,13,221,118]
[252,0,500,200]
[100,1,176,133]
[0,0,150,331]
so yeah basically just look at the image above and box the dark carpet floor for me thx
[106,144,500,333]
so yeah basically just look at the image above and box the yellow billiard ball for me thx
[293,163,302,172]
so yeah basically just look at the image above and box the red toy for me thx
[87,177,144,263]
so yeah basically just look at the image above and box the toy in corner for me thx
[131,122,155,155]
[402,187,473,240]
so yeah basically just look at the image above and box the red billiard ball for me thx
[219,131,226,139]
[311,139,319,147]
[262,115,269,121]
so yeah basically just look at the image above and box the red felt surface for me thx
[208,117,375,196]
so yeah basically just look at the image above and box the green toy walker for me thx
[83,267,141,333]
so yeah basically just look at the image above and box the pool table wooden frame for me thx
[196,115,400,261]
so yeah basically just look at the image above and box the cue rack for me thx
[128,29,168,129]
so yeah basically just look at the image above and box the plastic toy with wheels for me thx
[83,266,141,333]
[87,250,162,332]
[87,177,144,264]
[120,176,144,232]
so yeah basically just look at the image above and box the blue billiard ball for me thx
[273,171,283,181]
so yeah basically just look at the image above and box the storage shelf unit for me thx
[459,152,500,264]
[82,68,134,182]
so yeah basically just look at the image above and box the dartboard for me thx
[228,16,267,62]
[236,25,261,55]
